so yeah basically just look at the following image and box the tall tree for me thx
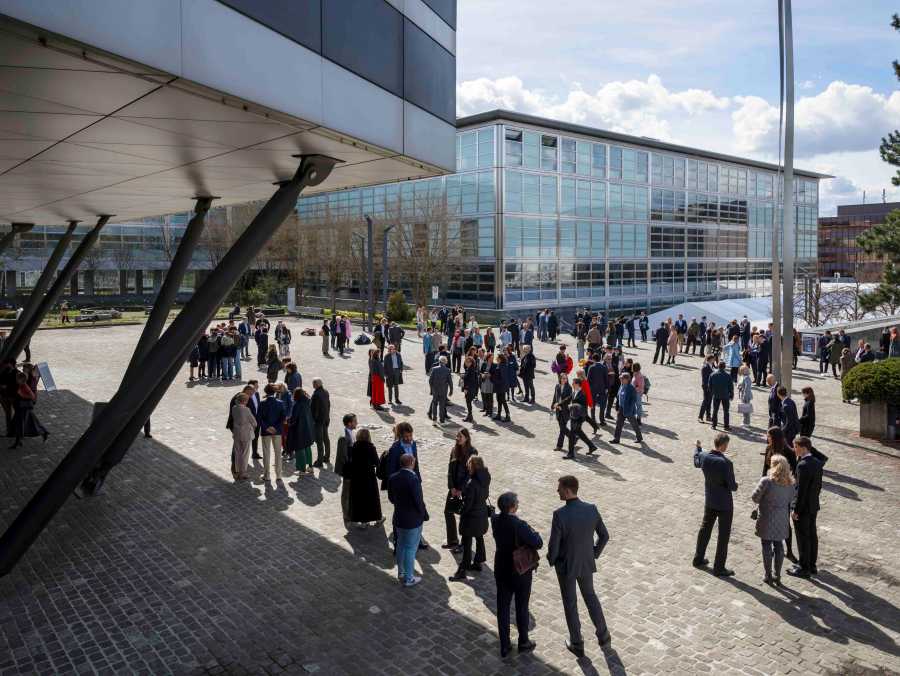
[880,14,900,187]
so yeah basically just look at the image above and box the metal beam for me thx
[5,221,78,356]
[780,0,796,391]
[0,155,338,575]
[0,223,33,258]
[1,216,110,363]
[80,197,214,494]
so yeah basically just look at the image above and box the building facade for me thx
[297,110,826,313]
[818,202,898,282]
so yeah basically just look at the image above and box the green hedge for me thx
[842,359,900,403]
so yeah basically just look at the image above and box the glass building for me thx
[296,110,827,312]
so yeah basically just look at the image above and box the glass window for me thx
[608,223,648,258]
[561,138,576,174]
[590,143,606,178]
[403,18,455,123]
[650,226,686,257]
[609,262,647,296]
[561,178,576,217]
[505,127,523,166]
[650,189,686,222]
[477,127,494,168]
[541,134,558,171]
[610,147,648,182]
[651,262,685,294]
[524,131,540,168]
[707,164,719,192]
[540,219,557,258]
[719,198,748,226]
[540,175,557,214]
[687,159,698,190]
[608,184,649,221]
[590,181,605,218]
[457,130,476,171]
[687,227,717,256]
[523,173,540,213]
[559,221,576,258]
[717,228,748,257]
[504,262,523,302]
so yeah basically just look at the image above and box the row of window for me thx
[503,260,778,302]
[500,216,816,260]
[498,126,819,202]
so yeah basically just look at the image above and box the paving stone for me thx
[0,322,897,674]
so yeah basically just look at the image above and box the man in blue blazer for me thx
[388,454,429,587]
[778,386,800,446]
[610,373,642,444]
[692,432,738,577]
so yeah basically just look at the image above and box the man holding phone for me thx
[692,433,738,577]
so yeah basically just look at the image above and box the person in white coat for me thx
[230,393,257,481]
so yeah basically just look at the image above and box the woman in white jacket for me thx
[230,393,257,481]
[737,364,754,426]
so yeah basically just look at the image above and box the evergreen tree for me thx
[860,13,900,312]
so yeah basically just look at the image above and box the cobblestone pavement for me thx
[0,320,898,676]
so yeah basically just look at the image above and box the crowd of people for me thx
[203,303,896,660]
[0,355,48,448]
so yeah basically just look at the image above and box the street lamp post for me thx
[382,224,395,316]
[352,231,370,332]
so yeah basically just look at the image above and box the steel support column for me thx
[80,197,213,494]
[0,223,33,258]
[779,0,796,391]
[1,216,110,363]
[5,221,78,356]
[0,155,338,575]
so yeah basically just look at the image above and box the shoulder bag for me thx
[512,525,540,575]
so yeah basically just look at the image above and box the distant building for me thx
[818,202,898,282]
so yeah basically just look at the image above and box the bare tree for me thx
[388,187,450,306]
[301,207,354,314]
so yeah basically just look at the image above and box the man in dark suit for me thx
[692,433,738,576]
[383,344,404,405]
[428,355,453,424]
[708,362,733,430]
[310,378,331,467]
[788,437,827,578]
[778,386,799,446]
[697,355,714,423]
[491,492,543,657]
[766,374,782,427]
[387,453,429,587]
[547,475,611,655]
[586,357,608,426]
[653,323,669,364]
[388,322,405,353]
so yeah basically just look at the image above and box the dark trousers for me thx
[464,392,476,419]
[556,415,569,449]
[495,390,510,419]
[314,421,330,463]
[557,572,608,644]
[251,430,259,458]
[699,338,707,356]
[626,332,636,347]
[590,394,607,424]
[730,366,739,382]
[459,534,485,570]
[755,358,768,385]
[712,397,730,428]
[640,328,648,341]
[818,355,828,373]
[653,343,666,364]
[694,507,733,572]
[613,409,642,442]
[686,336,698,353]
[431,394,448,422]
[452,351,462,373]
[444,492,460,545]
[496,573,533,650]
[522,377,535,402]
[795,511,819,573]
[568,418,596,455]
[605,387,617,417]
[699,387,712,420]
[387,382,400,402]
[482,391,493,416]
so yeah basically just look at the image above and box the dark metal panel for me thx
[421,0,456,29]
[403,19,455,124]
[217,0,322,53]
[323,0,403,98]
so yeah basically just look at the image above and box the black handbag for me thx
[447,493,463,514]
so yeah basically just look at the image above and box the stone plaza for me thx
[0,318,898,676]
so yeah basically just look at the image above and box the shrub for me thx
[386,291,411,322]
[842,359,900,403]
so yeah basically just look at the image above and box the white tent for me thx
[648,297,777,330]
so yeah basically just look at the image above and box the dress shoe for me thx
[500,645,512,658]
[395,400,403,405]
[598,631,612,648]
[563,453,575,460]
[587,446,597,454]
[609,439,620,444]
[518,640,536,653]
[713,568,735,577]
[786,566,810,579]
[441,542,459,550]
[692,558,709,568]
[448,570,467,582]
[565,640,585,657]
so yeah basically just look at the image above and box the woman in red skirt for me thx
[368,348,386,410]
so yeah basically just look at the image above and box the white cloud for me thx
[732,81,900,157]
[457,75,729,140]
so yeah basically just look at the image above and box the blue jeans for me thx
[395,525,422,583]
[222,355,234,380]
[233,355,242,380]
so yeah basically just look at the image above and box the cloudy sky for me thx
[455,0,900,215]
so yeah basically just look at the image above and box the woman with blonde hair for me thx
[751,454,795,585]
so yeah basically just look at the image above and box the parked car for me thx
[75,307,122,322]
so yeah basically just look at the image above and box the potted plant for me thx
[842,359,900,440]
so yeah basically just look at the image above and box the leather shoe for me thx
[692,558,709,568]
[565,640,585,657]
[786,566,810,578]
[448,570,467,582]
[713,568,735,577]
[441,542,459,550]
[500,645,512,658]
[518,640,536,653]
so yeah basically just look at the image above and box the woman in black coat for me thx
[347,428,383,527]
[443,428,477,549]
[287,389,315,474]
[799,387,816,437]
[449,456,491,581]
[518,345,536,403]
[490,355,510,422]
[461,357,480,422]
[197,334,209,379]
[551,373,573,452]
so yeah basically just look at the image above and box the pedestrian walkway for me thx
[0,322,897,675]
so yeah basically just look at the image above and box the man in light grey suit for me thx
[547,475,611,656]
[428,355,453,424]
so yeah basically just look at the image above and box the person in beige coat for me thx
[231,393,257,481]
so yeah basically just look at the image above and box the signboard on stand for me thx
[36,362,57,392]
[431,285,439,301]
[287,287,296,313]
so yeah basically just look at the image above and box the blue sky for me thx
[455,0,900,214]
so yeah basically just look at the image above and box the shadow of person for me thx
[639,423,679,441]
[343,520,395,570]
[823,469,885,492]
[635,442,674,463]
[812,570,900,634]
[503,422,536,438]
[821,481,861,502]
[263,479,295,511]
[374,409,395,424]
[391,404,415,415]
[317,467,341,494]
[289,473,323,507]
[600,646,628,676]
[580,455,627,482]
